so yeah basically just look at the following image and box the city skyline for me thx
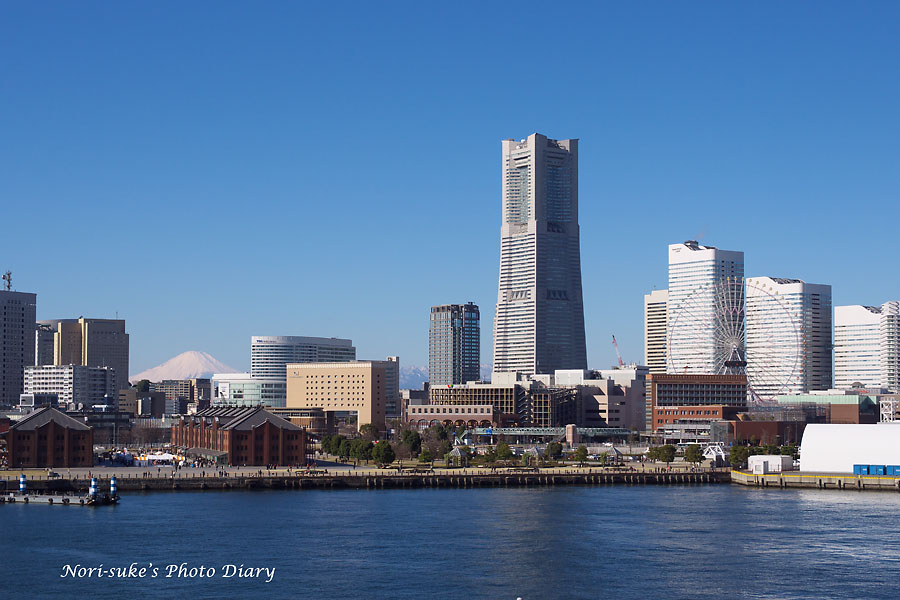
[3,4,900,374]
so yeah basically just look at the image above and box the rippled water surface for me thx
[3,485,900,599]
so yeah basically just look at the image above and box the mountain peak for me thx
[131,351,237,383]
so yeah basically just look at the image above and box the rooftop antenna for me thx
[2,270,11,291]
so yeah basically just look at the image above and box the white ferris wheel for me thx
[666,277,801,403]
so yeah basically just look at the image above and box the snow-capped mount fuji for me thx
[131,351,238,383]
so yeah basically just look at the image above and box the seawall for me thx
[1,470,730,493]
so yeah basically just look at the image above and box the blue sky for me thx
[2,2,899,376]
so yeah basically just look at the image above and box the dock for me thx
[731,469,900,491]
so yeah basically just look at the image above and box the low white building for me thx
[748,454,794,474]
[800,424,900,473]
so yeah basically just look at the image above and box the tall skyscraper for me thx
[0,289,37,406]
[667,241,744,375]
[250,336,356,379]
[37,317,129,392]
[429,303,481,387]
[493,133,587,375]
[746,277,832,398]
[835,303,900,391]
[643,289,668,430]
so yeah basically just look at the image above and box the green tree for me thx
[438,439,452,458]
[497,442,513,460]
[780,444,799,459]
[646,446,661,462]
[350,439,374,461]
[359,423,379,441]
[372,441,395,465]
[419,448,433,463]
[684,444,703,466]
[574,445,588,465]
[598,451,610,465]
[338,439,352,460]
[136,379,151,393]
[730,445,750,469]
[546,442,563,459]
[659,445,677,465]
[401,430,422,456]
[483,449,497,465]
[328,435,346,456]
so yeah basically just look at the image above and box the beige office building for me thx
[643,289,668,429]
[38,317,130,392]
[286,361,387,430]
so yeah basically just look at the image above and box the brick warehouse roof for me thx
[9,406,91,432]
[187,406,304,431]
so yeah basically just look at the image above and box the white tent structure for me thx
[800,424,900,473]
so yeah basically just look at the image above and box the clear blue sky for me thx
[2,2,899,376]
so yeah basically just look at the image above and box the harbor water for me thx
[3,484,900,599]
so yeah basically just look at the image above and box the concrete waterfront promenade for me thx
[1,465,730,493]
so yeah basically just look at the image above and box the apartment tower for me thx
[429,303,481,387]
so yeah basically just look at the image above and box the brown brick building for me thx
[171,407,308,466]
[5,407,93,468]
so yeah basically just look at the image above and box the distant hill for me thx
[131,351,237,383]
[399,364,494,389]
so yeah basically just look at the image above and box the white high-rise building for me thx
[667,241,744,374]
[882,302,900,391]
[835,302,900,392]
[746,277,832,398]
[644,289,668,374]
[493,133,587,375]
[835,305,884,389]
[250,336,356,379]
[644,289,668,430]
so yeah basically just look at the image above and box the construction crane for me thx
[611,335,625,367]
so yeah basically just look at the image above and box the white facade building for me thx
[667,241,744,375]
[493,133,587,375]
[882,302,900,392]
[746,277,832,398]
[834,304,900,391]
[23,364,116,408]
[250,336,356,379]
[644,289,668,375]
[212,373,287,408]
